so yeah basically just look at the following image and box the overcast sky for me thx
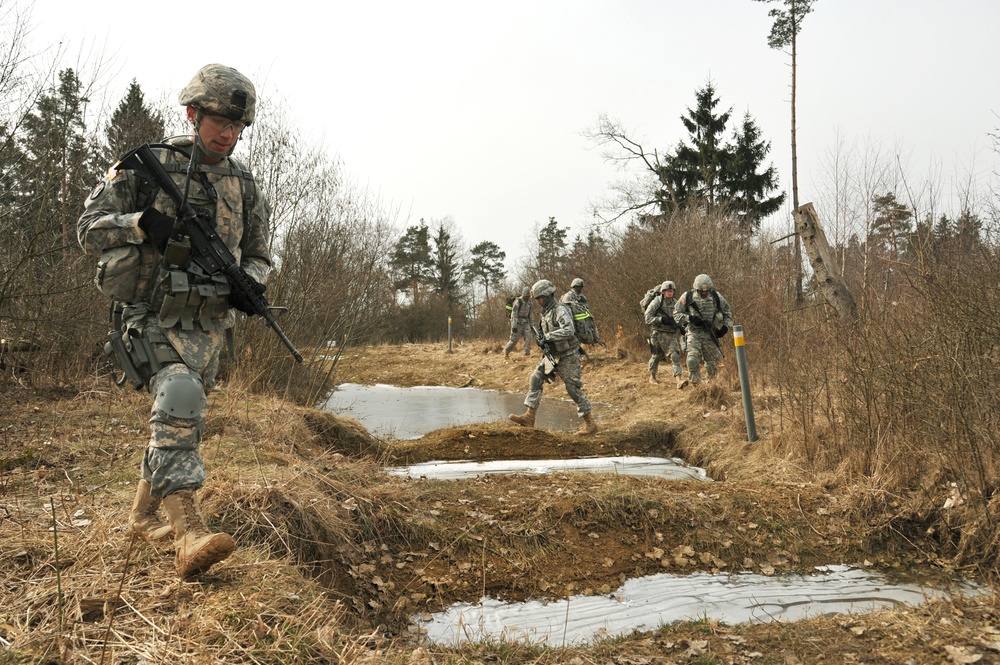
[23,0,1000,267]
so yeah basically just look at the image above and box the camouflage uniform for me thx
[78,136,270,500]
[673,277,734,385]
[503,293,534,356]
[524,298,592,416]
[561,289,588,307]
[644,290,683,379]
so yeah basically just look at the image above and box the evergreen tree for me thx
[390,222,434,302]
[431,221,462,305]
[869,192,912,258]
[651,83,783,232]
[464,240,506,306]
[537,216,568,275]
[105,79,165,162]
[722,112,786,233]
[18,68,99,263]
[669,82,732,214]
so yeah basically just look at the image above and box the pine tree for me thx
[105,80,165,162]
[390,222,434,302]
[537,216,568,275]
[723,112,786,234]
[670,82,732,214]
[19,68,99,263]
[431,222,462,305]
[464,240,506,307]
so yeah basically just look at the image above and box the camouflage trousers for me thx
[648,329,683,377]
[524,350,592,416]
[504,320,534,355]
[685,329,723,384]
[141,326,224,498]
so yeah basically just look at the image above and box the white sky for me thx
[23,0,1000,267]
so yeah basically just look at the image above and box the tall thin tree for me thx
[755,0,817,300]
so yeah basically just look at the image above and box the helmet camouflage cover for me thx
[178,64,257,125]
[531,279,556,298]
[693,274,714,291]
[522,286,531,296]
[570,278,585,288]
[661,280,676,292]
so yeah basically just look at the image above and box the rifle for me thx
[686,302,723,354]
[116,143,303,363]
[531,323,557,383]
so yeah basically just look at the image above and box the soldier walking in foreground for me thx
[509,279,597,435]
[78,64,271,579]
[503,286,534,359]
[644,280,686,388]
[673,274,734,386]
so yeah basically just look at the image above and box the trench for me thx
[322,384,979,646]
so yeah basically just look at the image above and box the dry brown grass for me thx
[2,343,999,663]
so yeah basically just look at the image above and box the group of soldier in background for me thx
[504,273,734,437]
[644,274,734,389]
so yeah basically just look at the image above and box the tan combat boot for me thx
[648,373,658,385]
[575,413,598,436]
[677,377,689,390]
[509,406,537,427]
[163,490,236,579]
[129,479,172,541]
[504,349,510,359]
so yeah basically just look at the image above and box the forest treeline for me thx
[4,2,1000,575]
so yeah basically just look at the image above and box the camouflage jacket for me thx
[510,296,534,324]
[673,289,733,335]
[539,298,578,356]
[644,294,679,332]
[78,136,271,332]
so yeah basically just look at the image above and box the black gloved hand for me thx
[138,207,174,253]
[228,275,267,316]
[660,315,673,326]
[688,313,704,327]
[715,324,729,338]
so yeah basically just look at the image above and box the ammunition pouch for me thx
[549,336,578,354]
[157,271,232,331]
[104,324,183,391]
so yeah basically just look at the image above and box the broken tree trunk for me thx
[793,202,857,322]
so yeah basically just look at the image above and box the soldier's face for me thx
[188,107,242,161]
[664,288,675,297]
[697,289,709,298]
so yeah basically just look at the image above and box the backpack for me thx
[639,287,659,312]
[565,299,600,345]
[504,294,518,312]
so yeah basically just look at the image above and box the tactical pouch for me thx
[104,325,182,391]
[158,272,231,330]
[95,245,142,301]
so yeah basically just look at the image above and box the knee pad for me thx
[154,372,207,419]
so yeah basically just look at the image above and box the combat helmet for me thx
[531,279,556,298]
[521,286,530,297]
[179,64,257,125]
[693,274,714,292]
[660,280,676,292]
[570,278,585,288]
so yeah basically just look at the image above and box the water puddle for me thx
[415,565,982,647]
[322,383,601,439]
[386,456,710,482]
